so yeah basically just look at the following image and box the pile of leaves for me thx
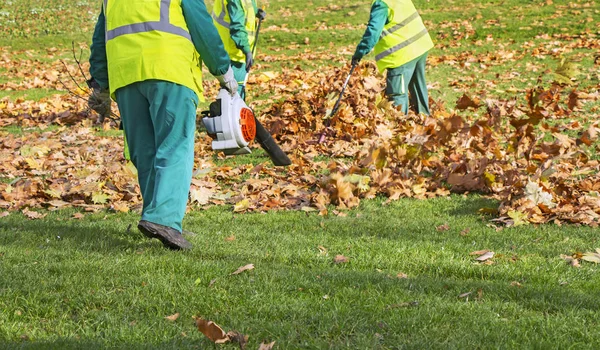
[0,59,599,227]
[258,62,599,226]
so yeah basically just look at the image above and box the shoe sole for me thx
[138,223,191,250]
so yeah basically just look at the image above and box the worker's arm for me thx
[181,0,231,76]
[352,0,389,61]
[89,9,109,89]
[227,0,253,55]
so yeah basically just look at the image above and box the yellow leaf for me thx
[233,198,250,212]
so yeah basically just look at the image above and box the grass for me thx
[1,0,600,348]
[1,196,599,349]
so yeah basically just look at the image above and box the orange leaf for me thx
[194,317,229,344]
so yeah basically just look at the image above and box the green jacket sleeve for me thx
[353,0,388,60]
[227,0,257,55]
[89,10,109,90]
[181,0,230,76]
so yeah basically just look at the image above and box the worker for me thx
[212,0,266,100]
[352,0,434,115]
[87,0,238,250]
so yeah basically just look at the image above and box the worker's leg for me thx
[408,53,431,115]
[119,80,198,232]
[231,60,247,100]
[385,63,415,114]
[115,83,155,213]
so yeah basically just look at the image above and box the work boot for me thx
[137,220,192,250]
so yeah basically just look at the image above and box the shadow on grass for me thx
[0,215,158,253]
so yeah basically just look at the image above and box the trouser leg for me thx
[116,80,198,232]
[385,63,414,114]
[408,53,430,115]
[231,60,247,100]
[115,84,154,213]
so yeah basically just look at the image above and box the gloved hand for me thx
[351,55,361,67]
[215,66,238,96]
[86,79,111,122]
[245,51,254,72]
[256,8,266,21]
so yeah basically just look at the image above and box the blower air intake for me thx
[201,89,257,155]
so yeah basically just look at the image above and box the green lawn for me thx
[1,0,600,349]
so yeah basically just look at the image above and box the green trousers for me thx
[231,60,247,100]
[115,80,199,232]
[385,53,430,115]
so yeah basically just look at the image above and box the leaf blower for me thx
[201,89,257,155]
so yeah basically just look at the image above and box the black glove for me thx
[245,51,254,72]
[256,8,266,21]
[351,56,361,67]
[86,78,111,122]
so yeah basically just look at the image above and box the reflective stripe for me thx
[213,0,255,37]
[375,28,429,61]
[212,10,230,28]
[380,12,420,39]
[105,0,192,42]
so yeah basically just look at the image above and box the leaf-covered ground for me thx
[1,44,599,227]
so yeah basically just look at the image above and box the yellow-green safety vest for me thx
[212,0,256,63]
[103,0,204,100]
[373,0,434,73]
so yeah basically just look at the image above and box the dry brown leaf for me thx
[334,255,349,264]
[231,263,254,275]
[22,208,46,220]
[193,317,229,344]
[469,250,490,256]
[436,223,450,231]
[164,313,180,322]
[475,251,495,262]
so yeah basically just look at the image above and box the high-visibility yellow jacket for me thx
[103,0,203,98]
[212,0,256,63]
[374,0,434,72]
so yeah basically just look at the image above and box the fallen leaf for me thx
[164,313,180,322]
[233,198,250,213]
[226,331,249,349]
[334,255,349,264]
[318,245,328,256]
[396,272,408,279]
[475,251,495,262]
[470,249,490,256]
[22,208,47,220]
[72,213,84,219]
[225,235,236,242]
[436,223,450,231]
[458,291,472,298]
[259,341,276,350]
[581,249,600,263]
[194,317,229,344]
[560,254,581,267]
[231,263,254,275]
